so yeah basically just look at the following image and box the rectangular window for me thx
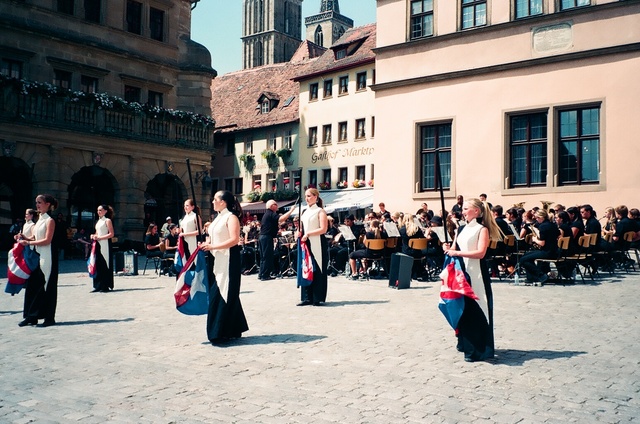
[419,123,452,191]
[80,75,98,93]
[514,0,543,19]
[126,0,143,35]
[338,167,348,183]
[338,121,348,142]
[308,170,317,188]
[309,83,319,101]
[283,129,293,149]
[148,90,163,107]
[560,0,590,11]
[356,165,366,181]
[245,139,253,154]
[124,85,141,103]
[1,59,23,79]
[410,0,434,39]
[57,0,75,15]
[293,169,302,191]
[252,175,262,192]
[84,0,101,23]
[234,178,243,195]
[309,127,318,147]
[282,171,291,190]
[356,72,367,91]
[267,173,277,192]
[261,100,270,114]
[225,178,233,192]
[461,0,487,30]
[322,169,331,185]
[558,106,600,185]
[339,76,349,95]
[336,49,347,60]
[322,124,332,145]
[323,79,333,98]
[149,7,165,41]
[53,69,72,89]
[509,112,547,187]
[355,118,366,139]
[268,133,277,151]
[225,138,235,156]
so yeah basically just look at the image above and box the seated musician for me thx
[326,216,345,275]
[241,221,260,275]
[518,209,559,284]
[349,219,387,279]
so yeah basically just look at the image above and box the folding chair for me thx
[408,238,428,280]
[362,238,387,280]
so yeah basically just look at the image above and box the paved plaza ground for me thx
[0,258,638,423]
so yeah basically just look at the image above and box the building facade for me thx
[304,0,354,48]
[373,0,640,215]
[0,0,216,249]
[242,0,304,69]
[211,41,325,213]
[294,24,376,215]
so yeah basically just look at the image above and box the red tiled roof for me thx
[210,41,324,134]
[293,23,376,81]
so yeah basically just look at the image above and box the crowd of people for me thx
[11,189,639,362]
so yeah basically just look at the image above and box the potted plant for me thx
[276,148,292,160]
[368,179,374,187]
[336,180,348,189]
[318,182,331,190]
[245,190,261,202]
[352,179,366,188]
[261,150,279,170]
[239,153,255,173]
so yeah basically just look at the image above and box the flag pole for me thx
[185,158,203,242]
[435,154,449,244]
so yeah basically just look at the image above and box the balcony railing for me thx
[0,81,214,151]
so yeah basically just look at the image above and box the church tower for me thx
[304,0,353,48]
[242,0,303,69]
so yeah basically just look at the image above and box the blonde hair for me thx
[402,214,421,237]
[466,198,503,241]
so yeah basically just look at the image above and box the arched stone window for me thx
[315,25,324,47]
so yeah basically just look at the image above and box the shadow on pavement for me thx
[54,318,135,326]
[493,348,587,366]
[202,333,327,347]
[321,300,390,307]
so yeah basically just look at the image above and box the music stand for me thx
[325,234,341,275]
[278,235,297,278]
[242,240,259,275]
[383,221,400,237]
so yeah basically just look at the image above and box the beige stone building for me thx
[373,0,640,215]
[294,23,376,215]
[0,0,215,249]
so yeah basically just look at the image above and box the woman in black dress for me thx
[201,190,249,344]
[19,194,59,327]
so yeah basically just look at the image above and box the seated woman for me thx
[424,216,445,271]
[349,219,387,279]
[398,214,426,279]
[144,224,163,259]
[518,209,559,284]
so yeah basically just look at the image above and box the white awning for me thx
[240,199,296,214]
[289,188,374,215]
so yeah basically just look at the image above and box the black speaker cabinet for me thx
[389,252,412,289]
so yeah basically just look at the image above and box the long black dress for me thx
[454,220,494,362]
[23,213,59,324]
[93,216,113,292]
[206,208,249,342]
[299,204,328,304]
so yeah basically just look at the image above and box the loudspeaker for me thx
[389,253,412,289]
[113,251,138,275]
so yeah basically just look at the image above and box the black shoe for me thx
[297,300,312,306]
[313,302,321,306]
[37,320,56,328]
[262,276,275,281]
[18,318,38,327]
[90,289,100,293]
